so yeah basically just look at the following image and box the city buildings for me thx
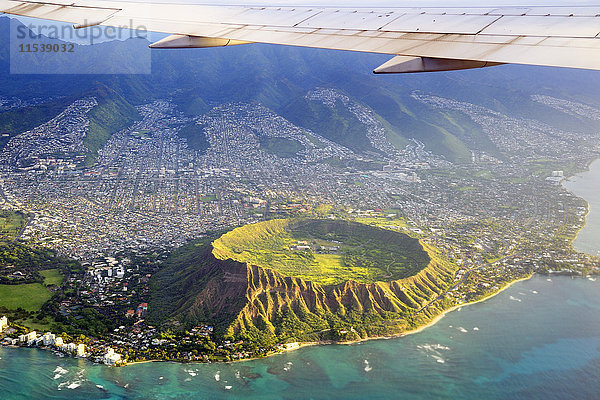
[103,348,122,365]
[18,331,36,345]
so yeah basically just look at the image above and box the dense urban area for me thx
[1,87,599,365]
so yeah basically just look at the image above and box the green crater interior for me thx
[212,218,431,286]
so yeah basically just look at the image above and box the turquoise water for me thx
[564,159,600,256]
[2,275,600,399]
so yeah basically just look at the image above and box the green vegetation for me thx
[40,269,63,286]
[171,93,210,116]
[178,122,210,153]
[149,226,457,345]
[199,194,217,202]
[83,86,140,166]
[0,97,73,149]
[259,137,304,158]
[0,210,26,240]
[0,282,53,311]
[283,97,378,153]
[353,215,410,232]
[0,242,67,272]
[148,232,248,330]
[0,268,63,312]
[212,218,430,285]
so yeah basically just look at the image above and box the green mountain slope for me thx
[84,85,140,165]
[283,97,378,154]
[149,221,457,343]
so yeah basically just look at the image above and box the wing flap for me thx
[481,15,600,38]
[295,10,402,31]
[380,14,501,35]
[3,0,600,71]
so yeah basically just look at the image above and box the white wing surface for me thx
[2,0,600,72]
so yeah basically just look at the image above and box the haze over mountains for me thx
[3,16,600,164]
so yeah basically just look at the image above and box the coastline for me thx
[562,157,599,251]
[401,274,533,337]
[0,273,558,367]
[286,273,534,351]
[1,275,534,367]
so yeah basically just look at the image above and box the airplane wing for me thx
[1,0,600,73]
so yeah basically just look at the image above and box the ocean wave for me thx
[432,355,445,364]
[417,343,451,363]
[57,380,82,391]
[418,343,450,352]
[53,366,70,382]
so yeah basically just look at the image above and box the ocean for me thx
[2,275,600,399]
[2,163,600,399]
[564,158,600,256]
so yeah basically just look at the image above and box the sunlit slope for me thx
[150,220,458,341]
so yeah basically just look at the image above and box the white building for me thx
[76,343,86,357]
[42,332,56,346]
[114,267,125,279]
[18,331,36,345]
[0,316,7,332]
[54,337,64,347]
[65,342,77,353]
[282,342,300,351]
[103,348,123,365]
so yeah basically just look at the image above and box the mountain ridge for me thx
[149,221,457,344]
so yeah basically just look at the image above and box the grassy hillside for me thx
[171,93,210,116]
[148,234,250,329]
[283,97,379,154]
[83,85,140,165]
[150,220,457,344]
[0,97,75,149]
